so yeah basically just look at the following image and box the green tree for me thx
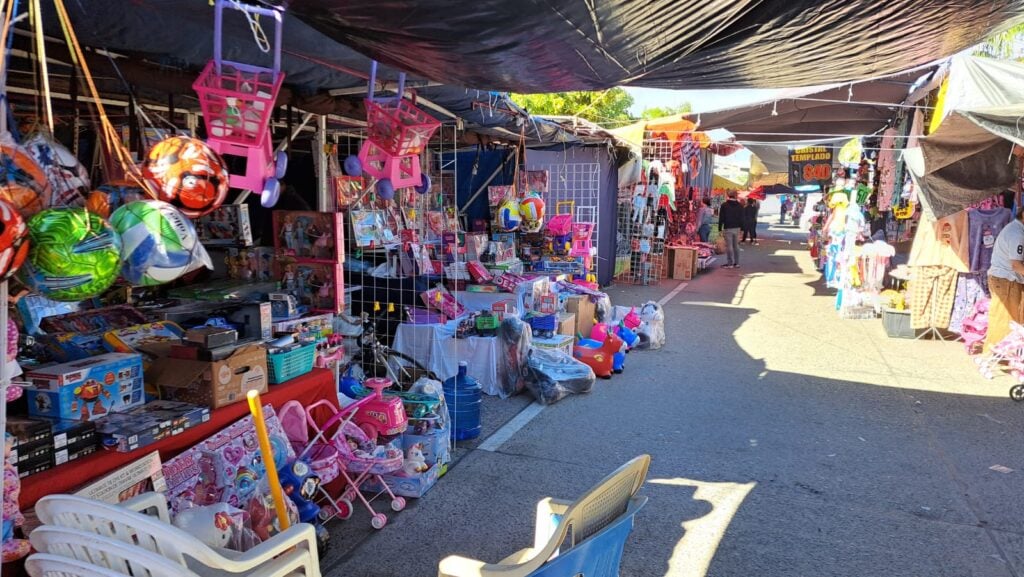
[511,89,635,124]
[975,22,1024,60]
[639,103,692,119]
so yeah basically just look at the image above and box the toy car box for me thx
[24,353,145,421]
[43,418,97,451]
[95,401,209,453]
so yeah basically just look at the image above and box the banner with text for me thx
[789,146,834,187]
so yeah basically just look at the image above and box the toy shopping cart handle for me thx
[213,0,283,78]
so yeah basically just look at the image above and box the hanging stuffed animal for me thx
[2,434,28,562]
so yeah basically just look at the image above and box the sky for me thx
[624,87,787,115]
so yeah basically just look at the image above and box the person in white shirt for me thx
[986,206,1024,351]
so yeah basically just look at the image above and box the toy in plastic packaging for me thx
[634,301,666,350]
[2,435,29,562]
[523,347,595,405]
[172,502,261,552]
[496,316,531,399]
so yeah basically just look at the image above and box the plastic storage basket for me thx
[882,307,915,338]
[268,343,316,384]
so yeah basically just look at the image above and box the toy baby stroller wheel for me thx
[391,497,406,512]
[371,513,388,529]
[342,488,357,502]
[261,177,281,208]
[1011,384,1024,402]
[274,151,289,179]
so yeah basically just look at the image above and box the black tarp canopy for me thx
[282,0,1024,92]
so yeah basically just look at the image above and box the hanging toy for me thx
[109,200,213,286]
[415,173,432,195]
[497,198,522,232]
[24,132,90,207]
[142,136,231,218]
[85,181,148,219]
[18,208,122,302]
[192,0,287,209]
[519,194,545,233]
[0,134,51,218]
[0,200,30,282]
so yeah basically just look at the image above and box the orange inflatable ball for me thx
[0,199,30,281]
[85,181,147,218]
[0,137,51,217]
[142,136,229,218]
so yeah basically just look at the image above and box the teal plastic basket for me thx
[267,343,316,384]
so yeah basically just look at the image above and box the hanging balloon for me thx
[142,136,229,218]
[18,208,122,302]
[344,155,363,177]
[110,200,212,286]
[85,181,148,219]
[376,179,395,200]
[0,135,51,217]
[24,132,90,207]
[0,200,30,282]
[415,173,432,195]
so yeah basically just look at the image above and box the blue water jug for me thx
[443,361,482,440]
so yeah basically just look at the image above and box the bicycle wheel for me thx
[378,349,437,389]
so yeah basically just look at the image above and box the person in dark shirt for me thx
[742,198,760,245]
[718,191,745,268]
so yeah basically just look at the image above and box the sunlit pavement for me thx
[326,221,1024,577]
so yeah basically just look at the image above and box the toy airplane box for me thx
[25,353,145,422]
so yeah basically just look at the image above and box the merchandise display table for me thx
[393,322,504,396]
[19,368,338,509]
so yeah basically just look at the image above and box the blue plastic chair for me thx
[438,455,650,577]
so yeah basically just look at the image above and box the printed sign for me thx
[789,146,834,186]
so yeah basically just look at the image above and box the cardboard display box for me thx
[556,312,576,336]
[25,353,145,421]
[564,295,596,338]
[668,247,698,281]
[147,344,268,409]
[95,401,210,453]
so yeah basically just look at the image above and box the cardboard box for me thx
[361,463,440,498]
[96,401,209,453]
[556,312,576,336]
[668,247,697,281]
[45,418,96,450]
[25,353,145,421]
[564,295,596,338]
[272,210,345,263]
[76,451,168,504]
[402,423,451,467]
[54,443,97,466]
[147,344,268,409]
[196,203,253,246]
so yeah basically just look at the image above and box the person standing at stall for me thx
[719,190,744,269]
[742,198,760,245]
[697,197,714,243]
[985,206,1024,351]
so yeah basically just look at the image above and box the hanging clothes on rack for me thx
[967,206,1012,273]
[948,273,989,334]
[909,266,958,330]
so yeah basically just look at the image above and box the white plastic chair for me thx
[26,554,134,577]
[34,492,321,577]
[29,525,201,577]
[438,454,651,577]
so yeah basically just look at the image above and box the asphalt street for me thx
[325,221,1024,577]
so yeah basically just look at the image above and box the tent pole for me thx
[316,114,328,211]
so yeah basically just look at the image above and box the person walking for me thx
[742,198,760,244]
[696,197,714,243]
[718,190,744,269]
[779,197,791,224]
[985,206,1024,352]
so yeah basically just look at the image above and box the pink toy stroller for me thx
[975,321,1024,400]
[285,399,407,529]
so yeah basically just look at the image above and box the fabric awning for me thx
[281,0,1024,92]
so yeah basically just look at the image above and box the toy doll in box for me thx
[274,256,344,313]
[273,211,344,262]
[196,204,253,246]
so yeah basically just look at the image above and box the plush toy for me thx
[402,443,429,476]
[172,503,236,549]
[1,434,28,562]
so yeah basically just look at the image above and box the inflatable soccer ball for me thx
[497,198,521,232]
[142,136,229,218]
[0,135,51,217]
[110,200,212,286]
[86,181,148,218]
[18,208,122,301]
[24,132,90,207]
[0,200,29,282]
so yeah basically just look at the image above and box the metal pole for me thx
[316,114,328,211]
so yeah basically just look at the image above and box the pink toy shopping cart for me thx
[299,399,407,530]
[975,320,1024,401]
[193,0,287,207]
